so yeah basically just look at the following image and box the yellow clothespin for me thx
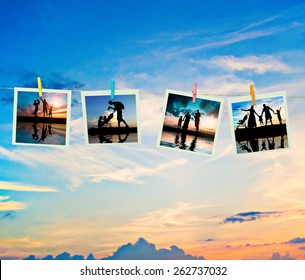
[250,84,256,105]
[37,77,43,97]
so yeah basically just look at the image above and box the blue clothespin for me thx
[111,79,115,100]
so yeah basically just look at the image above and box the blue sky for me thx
[1,1,305,260]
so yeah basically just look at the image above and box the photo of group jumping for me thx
[13,88,71,146]
[82,91,140,144]
[158,90,223,156]
[228,92,290,154]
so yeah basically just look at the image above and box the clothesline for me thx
[0,86,304,98]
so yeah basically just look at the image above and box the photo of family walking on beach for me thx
[82,91,140,144]
[13,89,71,146]
[158,90,223,156]
[228,92,290,154]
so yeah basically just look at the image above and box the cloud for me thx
[271,252,295,260]
[104,238,204,260]
[0,198,28,212]
[192,55,294,74]
[288,237,305,244]
[0,181,58,192]
[223,211,280,224]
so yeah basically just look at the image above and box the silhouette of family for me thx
[239,104,282,128]
[177,110,202,133]
[97,100,128,129]
[32,97,54,117]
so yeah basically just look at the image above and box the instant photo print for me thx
[158,89,223,156]
[81,90,141,145]
[12,88,71,146]
[228,91,290,154]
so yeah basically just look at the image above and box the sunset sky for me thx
[1,0,305,260]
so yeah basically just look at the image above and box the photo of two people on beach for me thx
[158,91,223,156]
[13,89,70,146]
[82,92,139,144]
[229,93,290,154]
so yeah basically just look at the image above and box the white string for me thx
[1,87,305,98]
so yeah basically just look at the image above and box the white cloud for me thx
[0,182,58,192]
[0,198,29,211]
[192,55,294,74]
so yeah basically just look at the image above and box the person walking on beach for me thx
[241,105,260,128]
[182,112,191,131]
[32,99,40,117]
[261,104,275,126]
[108,100,128,128]
[194,110,201,132]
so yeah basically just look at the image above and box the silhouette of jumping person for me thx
[33,99,40,117]
[237,114,248,128]
[40,98,49,117]
[241,105,259,128]
[275,107,282,124]
[261,104,275,126]
[178,116,183,128]
[108,100,128,128]
[194,110,201,132]
[182,112,191,131]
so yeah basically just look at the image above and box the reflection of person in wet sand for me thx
[32,123,38,140]
[249,138,259,152]
[98,132,112,143]
[267,137,275,150]
[278,135,285,148]
[194,110,201,132]
[40,98,49,117]
[275,107,282,125]
[241,105,260,128]
[261,104,275,126]
[261,139,267,151]
[240,142,252,153]
[182,112,191,131]
[48,124,52,137]
[108,100,128,128]
[33,99,40,117]
[189,135,197,151]
[178,116,183,128]
[119,133,129,143]
[39,124,48,143]
[179,133,187,149]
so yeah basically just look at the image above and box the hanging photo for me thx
[81,90,141,144]
[228,91,291,154]
[157,89,223,156]
[12,88,71,146]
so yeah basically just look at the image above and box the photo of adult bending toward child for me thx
[83,92,140,144]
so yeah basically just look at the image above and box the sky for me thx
[1,0,305,260]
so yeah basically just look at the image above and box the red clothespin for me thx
[250,84,256,105]
[192,82,197,103]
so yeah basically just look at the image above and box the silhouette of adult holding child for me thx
[108,100,128,128]
[241,105,259,128]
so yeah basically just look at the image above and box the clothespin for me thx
[37,77,43,97]
[192,82,197,103]
[111,79,115,100]
[250,84,256,105]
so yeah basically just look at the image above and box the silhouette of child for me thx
[275,107,282,124]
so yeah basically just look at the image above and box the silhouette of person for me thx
[40,98,49,117]
[179,132,187,149]
[261,139,267,151]
[278,135,285,149]
[98,132,112,143]
[261,104,275,126]
[98,113,114,129]
[275,107,282,124]
[182,112,191,131]
[33,99,40,117]
[174,133,180,146]
[48,104,53,118]
[237,114,248,128]
[194,110,201,132]
[241,105,259,128]
[108,100,128,128]
[39,124,48,143]
[249,138,259,152]
[178,116,183,128]
[240,144,252,153]
[48,124,52,137]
